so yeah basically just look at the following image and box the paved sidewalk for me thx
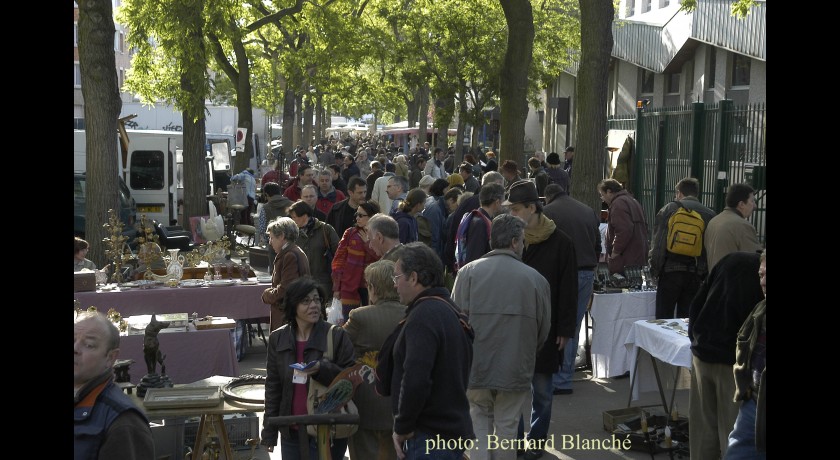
[228,336,689,460]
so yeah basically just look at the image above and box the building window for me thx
[640,68,654,94]
[119,68,125,89]
[627,0,635,16]
[643,0,651,13]
[74,22,78,47]
[732,54,751,87]
[119,32,125,53]
[75,62,82,88]
[707,50,716,89]
[665,73,680,94]
[660,0,670,7]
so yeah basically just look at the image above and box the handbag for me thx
[306,325,358,438]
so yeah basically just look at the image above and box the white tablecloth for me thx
[624,318,692,401]
[589,290,656,378]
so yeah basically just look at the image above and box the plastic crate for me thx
[150,412,259,459]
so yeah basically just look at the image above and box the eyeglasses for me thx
[301,296,322,305]
[392,272,406,284]
[354,212,369,218]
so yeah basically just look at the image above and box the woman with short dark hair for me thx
[261,276,355,460]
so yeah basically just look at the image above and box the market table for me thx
[130,376,262,460]
[75,280,271,319]
[589,290,657,378]
[624,318,692,414]
[118,326,239,385]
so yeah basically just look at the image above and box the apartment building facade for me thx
[539,0,766,154]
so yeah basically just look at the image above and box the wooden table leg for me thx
[192,414,235,460]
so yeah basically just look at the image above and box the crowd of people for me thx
[75,135,766,460]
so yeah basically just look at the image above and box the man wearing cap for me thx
[505,180,578,460]
[542,183,602,395]
[545,152,571,195]
[288,147,309,177]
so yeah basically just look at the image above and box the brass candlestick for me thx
[103,209,134,284]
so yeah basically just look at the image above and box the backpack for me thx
[454,209,492,272]
[666,201,705,257]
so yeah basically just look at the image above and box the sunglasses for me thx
[354,212,369,218]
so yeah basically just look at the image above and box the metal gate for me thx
[608,100,766,245]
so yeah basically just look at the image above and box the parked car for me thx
[74,171,139,244]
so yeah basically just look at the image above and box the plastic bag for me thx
[326,297,344,325]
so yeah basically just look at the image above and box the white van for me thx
[74,129,236,226]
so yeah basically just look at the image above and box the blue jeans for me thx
[402,431,466,460]
[280,429,348,460]
[517,372,554,443]
[553,269,594,390]
[723,399,766,460]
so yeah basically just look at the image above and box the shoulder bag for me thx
[306,324,359,438]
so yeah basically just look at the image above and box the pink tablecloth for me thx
[118,327,239,385]
[75,282,270,320]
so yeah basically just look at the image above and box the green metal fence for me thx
[607,100,766,245]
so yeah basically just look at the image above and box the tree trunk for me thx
[303,93,314,150]
[295,93,304,150]
[315,94,324,142]
[498,0,534,165]
[456,95,468,165]
[182,115,208,235]
[575,0,614,210]
[282,88,296,168]
[78,0,122,267]
[433,94,453,152]
[232,37,253,174]
[418,84,430,145]
[179,0,209,234]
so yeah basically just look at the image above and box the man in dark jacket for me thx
[688,251,763,460]
[506,180,578,460]
[542,183,602,395]
[75,311,154,460]
[648,177,717,319]
[598,178,649,276]
[326,176,367,238]
[388,243,475,459]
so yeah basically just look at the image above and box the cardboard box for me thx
[74,272,96,292]
[603,407,647,432]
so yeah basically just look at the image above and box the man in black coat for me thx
[687,251,763,459]
[506,180,578,460]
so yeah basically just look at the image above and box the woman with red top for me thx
[331,201,381,323]
[260,276,355,459]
